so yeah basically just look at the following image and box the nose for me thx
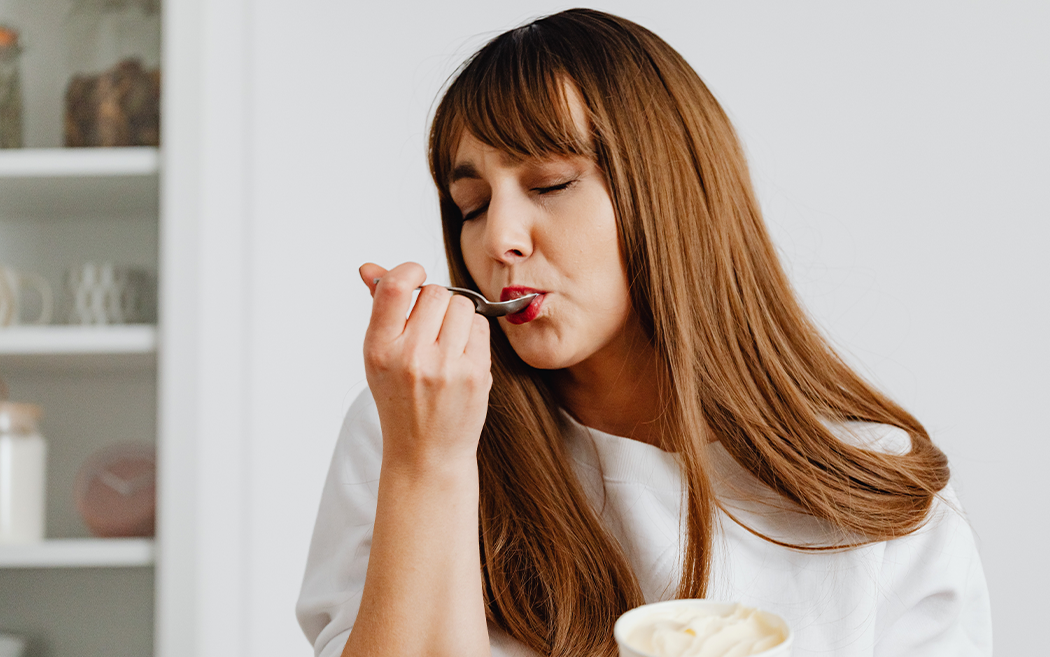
[482,187,533,264]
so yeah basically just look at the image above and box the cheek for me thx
[566,202,622,282]
[459,224,486,284]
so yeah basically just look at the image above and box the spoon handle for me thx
[372,278,487,312]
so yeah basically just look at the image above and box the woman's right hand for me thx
[359,262,492,471]
[348,263,493,657]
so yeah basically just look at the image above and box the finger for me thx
[366,262,426,343]
[463,314,491,365]
[359,263,388,298]
[437,294,478,354]
[404,284,453,344]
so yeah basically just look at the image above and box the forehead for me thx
[449,134,516,185]
[449,83,591,181]
[453,133,521,168]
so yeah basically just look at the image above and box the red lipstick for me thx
[501,286,545,324]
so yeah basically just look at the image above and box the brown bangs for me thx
[429,24,594,201]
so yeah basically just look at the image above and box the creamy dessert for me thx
[618,602,789,657]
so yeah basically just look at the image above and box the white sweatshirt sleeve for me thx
[873,484,993,656]
[296,389,384,657]
[295,388,540,657]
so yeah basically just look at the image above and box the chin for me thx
[504,335,578,370]
[516,351,569,370]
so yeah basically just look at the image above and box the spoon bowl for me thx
[443,286,539,318]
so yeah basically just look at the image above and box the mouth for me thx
[500,286,546,325]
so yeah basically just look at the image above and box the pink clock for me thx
[74,443,156,538]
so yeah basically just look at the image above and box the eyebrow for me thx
[449,151,527,186]
[449,162,480,185]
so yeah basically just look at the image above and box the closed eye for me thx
[534,180,576,194]
[460,179,576,221]
[461,203,488,222]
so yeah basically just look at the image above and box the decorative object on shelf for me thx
[66,58,160,147]
[64,0,160,147]
[0,632,26,657]
[0,25,23,149]
[0,265,53,327]
[0,384,47,544]
[64,262,156,324]
[74,442,155,537]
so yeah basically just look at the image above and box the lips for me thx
[499,286,543,302]
[500,286,545,325]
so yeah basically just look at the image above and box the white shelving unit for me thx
[0,8,163,655]
[0,142,159,652]
[0,159,159,654]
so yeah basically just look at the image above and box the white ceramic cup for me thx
[614,599,793,657]
[0,265,53,326]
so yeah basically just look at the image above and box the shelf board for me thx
[0,147,160,178]
[0,325,158,372]
[0,148,159,218]
[0,538,155,568]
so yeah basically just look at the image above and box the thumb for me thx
[359,263,388,298]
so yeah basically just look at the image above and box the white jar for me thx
[0,401,46,543]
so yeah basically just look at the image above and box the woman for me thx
[297,9,991,657]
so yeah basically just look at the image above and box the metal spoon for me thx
[373,279,539,318]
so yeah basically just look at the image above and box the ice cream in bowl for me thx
[613,600,792,657]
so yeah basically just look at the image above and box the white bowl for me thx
[614,599,793,657]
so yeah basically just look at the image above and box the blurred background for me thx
[0,1,1045,656]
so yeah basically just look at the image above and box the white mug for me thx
[0,265,53,327]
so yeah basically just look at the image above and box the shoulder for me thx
[825,423,994,653]
[873,481,992,654]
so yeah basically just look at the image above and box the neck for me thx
[550,321,668,449]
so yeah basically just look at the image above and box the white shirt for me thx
[296,389,992,656]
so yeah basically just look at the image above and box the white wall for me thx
[176,1,1049,654]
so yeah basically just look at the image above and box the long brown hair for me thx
[428,9,949,657]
